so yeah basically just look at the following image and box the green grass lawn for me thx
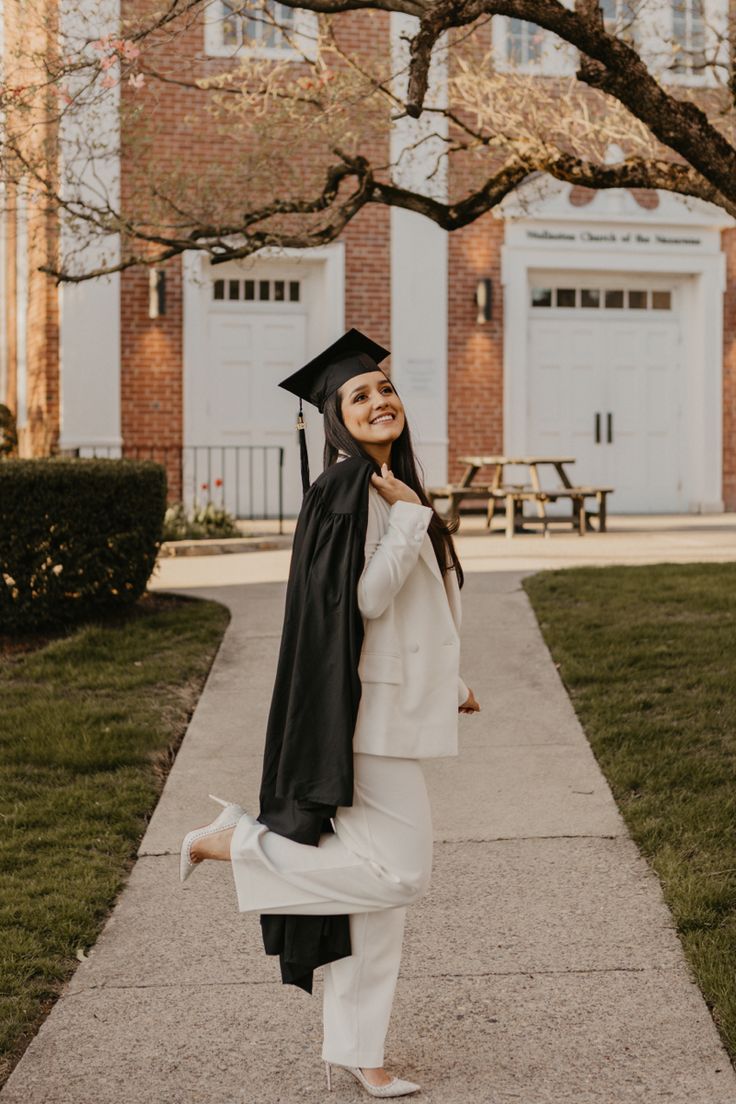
[524,563,736,1063]
[0,592,230,1087]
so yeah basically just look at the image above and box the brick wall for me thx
[445,21,505,483]
[344,205,391,353]
[338,15,391,363]
[447,215,505,482]
[118,4,391,500]
[120,258,184,499]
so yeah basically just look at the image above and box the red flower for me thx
[201,482,209,490]
[214,478,223,487]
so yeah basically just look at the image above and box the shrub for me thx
[163,500,240,541]
[0,458,167,633]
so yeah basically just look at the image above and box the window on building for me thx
[670,0,706,72]
[600,0,641,47]
[530,287,553,308]
[505,18,545,66]
[529,285,673,310]
[220,0,295,51]
[206,0,317,57]
[211,277,302,303]
[493,11,576,75]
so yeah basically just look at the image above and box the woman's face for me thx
[339,370,404,447]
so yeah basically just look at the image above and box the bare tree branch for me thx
[5,0,736,283]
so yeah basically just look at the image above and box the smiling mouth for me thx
[370,413,395,425]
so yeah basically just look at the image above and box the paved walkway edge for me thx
[2,571,735,1104]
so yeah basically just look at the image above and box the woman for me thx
[180,329,480,1098]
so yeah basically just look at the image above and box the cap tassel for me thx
[297,398,311,495]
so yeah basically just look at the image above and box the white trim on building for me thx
[660,0,729,86]
[490,0,728,84]
[390,13,449,487]
[0,0,7,409]
[57,0,122,452]
[499,179,733,513]
[600,0,728,86]
[203,0,318,61]
[182,242,344,515]
[0,188,6,408]
[492,10,576,75]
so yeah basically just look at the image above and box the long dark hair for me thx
[322,379,464,589]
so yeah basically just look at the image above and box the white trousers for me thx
[229,753,433,1067]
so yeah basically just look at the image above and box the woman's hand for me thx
[370,462,422,506]
[459,688,480,714]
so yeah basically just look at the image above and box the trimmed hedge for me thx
[0,458,167,633]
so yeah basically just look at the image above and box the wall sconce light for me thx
[475,278,492,324]
[148,268,166,319]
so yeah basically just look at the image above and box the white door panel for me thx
[195,306,308,516]
[527,283,682,512]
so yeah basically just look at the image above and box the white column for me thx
[0,0,7,407]
[389,13,448,486]
[689,254,725,512]
[0,190,7,407]
[57,0,121,451]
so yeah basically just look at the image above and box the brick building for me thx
[1,0,734,517]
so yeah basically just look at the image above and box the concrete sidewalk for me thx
[150,512,736,592]
[3,555,736,1100]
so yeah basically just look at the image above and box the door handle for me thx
[594,412,601,444]
[607,412,613,444]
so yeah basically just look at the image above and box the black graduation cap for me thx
[278,328,390,494]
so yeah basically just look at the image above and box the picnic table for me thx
[427,456,613,537]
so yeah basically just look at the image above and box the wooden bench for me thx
[426,483,496,521]
[533,486,613,533]
[493,487,554,538]
[428,483,613,537]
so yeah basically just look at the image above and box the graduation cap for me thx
[278,328,390,494]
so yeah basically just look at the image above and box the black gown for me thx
[257,453,379,994]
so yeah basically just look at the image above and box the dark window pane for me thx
[581,288,600,307]
[274,280,285,301]
[531,287,552,307]
[244,280,255,301]
[259,280,270,301]
[628,290,647,309]
[605,289,624,308]
[652,290,672,309]
[556,288,576,307]
[289,281,300,302]
[228,279,240,301]
[213,280,225,300]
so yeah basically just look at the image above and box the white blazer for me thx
[344,457,469,759]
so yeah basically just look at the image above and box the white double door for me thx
[527,305,683,513]
[187,269,324,523]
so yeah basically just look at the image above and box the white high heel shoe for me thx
[179,794,245,883]
[325,1061,421,1097]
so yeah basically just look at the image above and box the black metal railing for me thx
[60,444,284,532]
